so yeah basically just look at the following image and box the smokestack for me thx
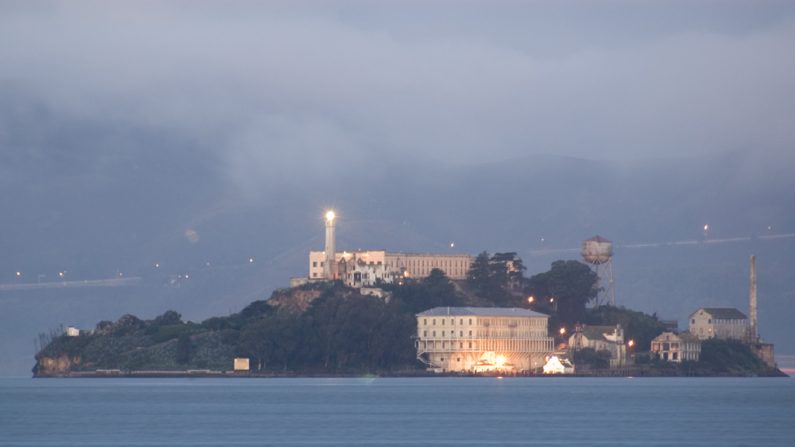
[749,255,758,341]
[324,210,336,280]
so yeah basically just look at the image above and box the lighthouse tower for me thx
[324,210,337,280]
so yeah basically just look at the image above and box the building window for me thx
[432,331,436,337]
[468,342,472,348]
[468,331,472,336]
[460,319,463,325]
[469,319,472,325]
[708,319,712,324]
[459,331,463,337]
[673,352,679,360]
[423,331,427,337]
[433,319,436,325]
[442,331,445,337]
[424,319,427,326]
[312,261,317,267]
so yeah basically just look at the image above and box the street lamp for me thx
[559,327,567,335]
[527,296,534,304]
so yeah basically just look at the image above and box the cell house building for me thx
[416,307,554,373]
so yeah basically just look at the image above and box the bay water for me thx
[1,377,793,446]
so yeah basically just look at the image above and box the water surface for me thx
[1,377,793,446]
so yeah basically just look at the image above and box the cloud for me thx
[1,1,794,195]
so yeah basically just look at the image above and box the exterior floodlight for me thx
[325,210,336,222]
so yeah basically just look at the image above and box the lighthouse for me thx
[324,210,336,280]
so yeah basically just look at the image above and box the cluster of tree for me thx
[467,252,525,305]
[524,260,599,324]
[236,272,469,372]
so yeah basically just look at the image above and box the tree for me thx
[176,334,192,364]
[390,269,463,314]
[467,252,492,295]
[466,251,527,305]
[525,260,599,324]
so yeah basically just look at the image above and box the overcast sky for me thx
[2,1,794,192]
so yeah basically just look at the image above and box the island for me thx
[33,254,785,378]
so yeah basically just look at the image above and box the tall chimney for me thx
[324,210,336,280]
[749,255,758,341]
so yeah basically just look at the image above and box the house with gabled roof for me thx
[568,324,627,367]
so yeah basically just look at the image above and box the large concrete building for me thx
[304,210,473,287]
[309,250,473,284]
[415,307,554,373]
[688,308,750,341]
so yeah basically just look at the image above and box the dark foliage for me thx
[525,260,599,324]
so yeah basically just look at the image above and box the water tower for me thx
[581,235,616,306]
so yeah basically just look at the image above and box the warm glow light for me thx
[549,297,555,303]
[628,339,635,348]
[325,210,336,222]
[559,327,567,335]
[16,271,21,277]
[58,272,64,278]
[495,355,507,368]
[527,296,534,303]
[703,224,709,231]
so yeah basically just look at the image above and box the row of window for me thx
[423,318,474,326]
[423,330,474,337]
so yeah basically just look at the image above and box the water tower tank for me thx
[581,235,613,265]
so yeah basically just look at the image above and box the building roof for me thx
[579,325,618,341]
[417,307,549,318]
[691,307,748,320]
[653,331,701,344]
[585,235,612,243]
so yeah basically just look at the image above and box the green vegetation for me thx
[467,252,525,306]
[524,260,599,324]
[35,271,471,375]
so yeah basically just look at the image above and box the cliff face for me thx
[35,354,80,377]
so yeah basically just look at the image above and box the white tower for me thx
[581,235,616,306]
[749,255,758,341]
[324,210,337,280]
